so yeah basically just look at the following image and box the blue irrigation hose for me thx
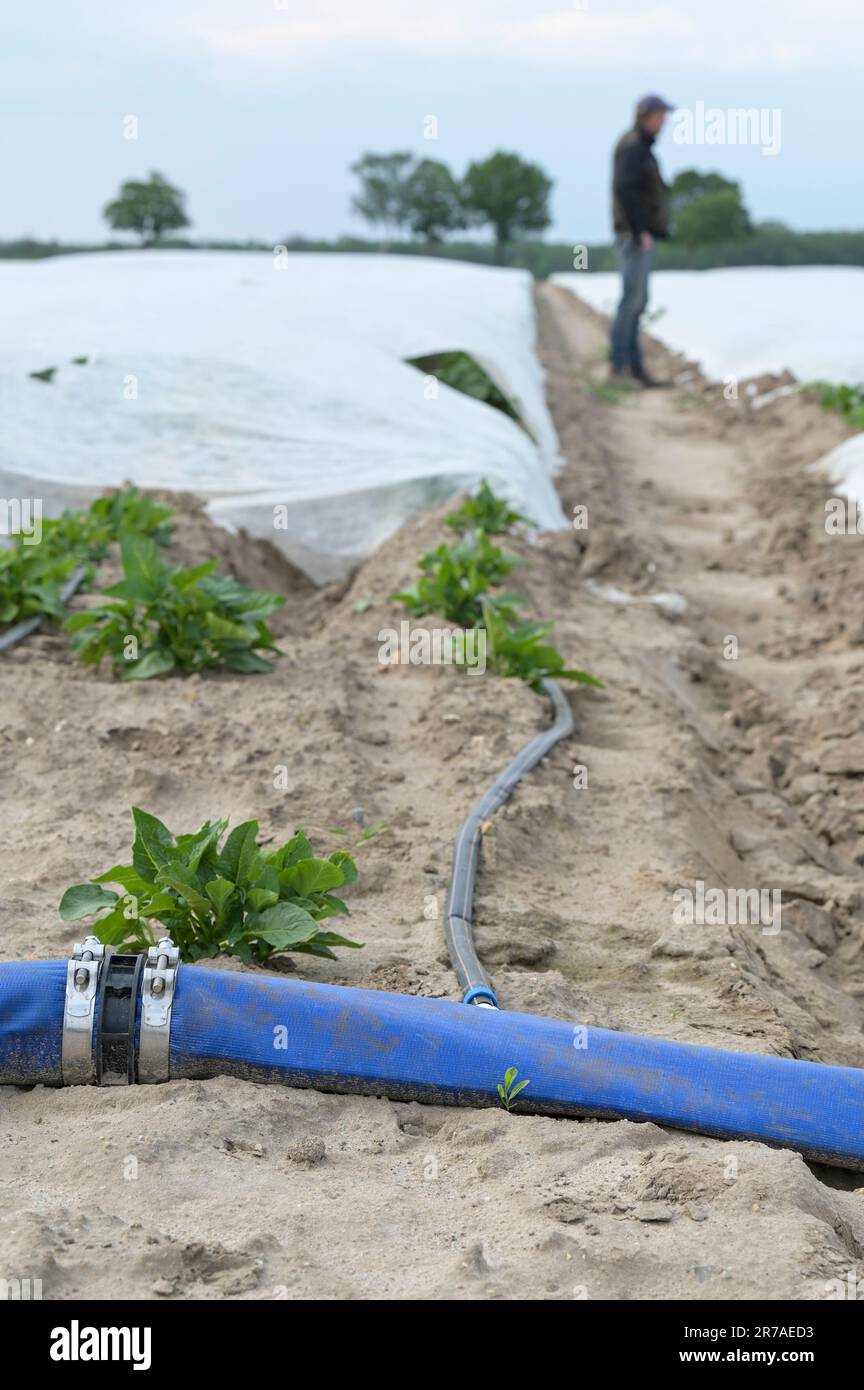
[445,676,574,1007]
[0,959,66,1084]
[2,958,864,1169]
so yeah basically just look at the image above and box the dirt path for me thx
[2,288,863,1301]
[533,285,864,1070]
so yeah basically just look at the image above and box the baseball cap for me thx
[636,94,676,117]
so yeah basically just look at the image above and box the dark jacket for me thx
[612,126,669,239]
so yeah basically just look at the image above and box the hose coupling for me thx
[139,937,180,1084]
[61,935,107,1085]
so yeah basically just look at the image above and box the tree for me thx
[403,159,466,242]
[461,151,553,255]
[350,151,415,241]
[669,170,751,234]
[675,189,752,244]
[103,172,190,245]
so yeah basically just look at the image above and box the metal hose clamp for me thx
[61,935,107,1085]
[138,937,180,1084]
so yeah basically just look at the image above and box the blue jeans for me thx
[610,237,655,372]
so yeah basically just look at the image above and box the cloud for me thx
[190,0,863,74]
[202,4,693,67]
[9,1,864,76]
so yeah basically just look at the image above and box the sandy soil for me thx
[2,287,863,1301]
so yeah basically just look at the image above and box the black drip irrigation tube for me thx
[445,676,574,1007]
[0,565,88,655]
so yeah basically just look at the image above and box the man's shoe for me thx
[631,366,673,388]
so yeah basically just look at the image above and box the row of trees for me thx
[100,162,751,254]
[351,151,552,251]
[351,153,753,251]
[101,156,554,252]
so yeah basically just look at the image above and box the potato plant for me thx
[0,487,173,628]
[66,530,283,678]
[391,532,523,629]
[391,481,601,691]
[60,808,362,966]
[482,599,602,694]
[444,480,535,535]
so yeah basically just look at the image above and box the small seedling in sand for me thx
[60,809,363,966]
[498,1067,530,1112]
[482,599,603,695]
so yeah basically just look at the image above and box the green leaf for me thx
[139,890,177,917]
[188,941,219,962]
[504,1067,518,1090]
[90,903,144,947]
[64,609,107,632]
[59,883,118,921]
[222,649,275,674]
[509,1079,530,1100]
[131,807,175,882]
[247,887,279,912]
[252,901,319,949]
[559,668,605,689]
[92,864,152,897]
[172,560,219,590]
[313,893,350,918]
[205,877,235,914]
[279,858,344,897]
[289,940,338,959]
[219,820,259,885]
[122,648,176,681]
[204,611,254,642]
[154,863,213,918]
[177,819,227,872]
[308,930,362,949]
[281,830,314,868]
[328,850,358,885]
[113,530,167,601]
[251,863,280,894]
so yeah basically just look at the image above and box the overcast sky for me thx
[5,0,861,243]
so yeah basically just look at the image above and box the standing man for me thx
[609,94,674,387]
